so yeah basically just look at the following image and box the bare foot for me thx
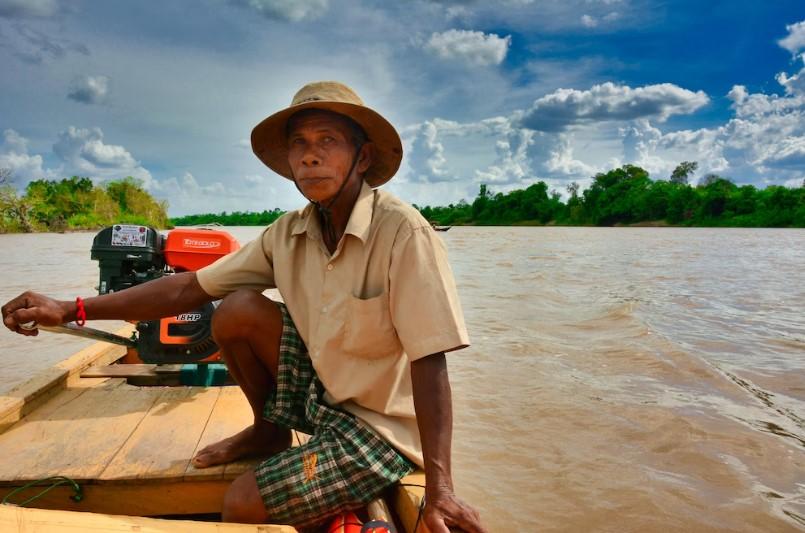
[192,424,291,468]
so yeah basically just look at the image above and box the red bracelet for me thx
[75,297,87,327]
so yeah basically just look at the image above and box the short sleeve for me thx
[389,226,470,361]
[195,225,276,298]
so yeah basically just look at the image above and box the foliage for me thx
[0,174,169,233]
[5,165,801,233]
[670,161,698,185]
[171,209,285,227]
[415,165,805,228]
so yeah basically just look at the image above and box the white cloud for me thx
[751,136,805,169]
[151,171,283,216]
[775,55,805,96]
[727,84,748,106]
[0,0,58,18]
[67,75,110,105]
[474,129,534,184]
[581,14,597,28]
[544,133,598,178]
[53,127,153,186]
[581,11,618,27]
[229,0,328,22]
[603,11,620,22]
[518,82,709,131]
[0,129,51,183]
[406,121,451,183]
[778,20,805,56]
[605,81,805,184]
[424,29,511,66]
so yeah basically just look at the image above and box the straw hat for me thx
[251,81,403,188]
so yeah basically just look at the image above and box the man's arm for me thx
[2,272,213,335]
[411,352,488,533]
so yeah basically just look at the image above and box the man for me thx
[2,81,487,532]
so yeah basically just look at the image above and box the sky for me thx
[1,0,805,216]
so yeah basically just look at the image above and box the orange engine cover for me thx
[163,228,240,272]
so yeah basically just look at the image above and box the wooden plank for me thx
[185,386,253,481]
[0,326,131,434]
[55,325,133,382]
[81,365,158,378]
[185,390,314,481]
[395,471,428,533]
[0,503,297,532]
[153,364,184,374]
[1,480,229,516]
[223,430,310,480]
[0,383,162,483]
[367,497,393,522]
[100,387,221,482]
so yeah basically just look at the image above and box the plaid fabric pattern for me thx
[254,303,415,528]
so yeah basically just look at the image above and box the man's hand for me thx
[423,487,488,533]
[2,291,72,336]
[3,273,213,336]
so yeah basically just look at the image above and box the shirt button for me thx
[321,306,328,313]
[327,264,333,271]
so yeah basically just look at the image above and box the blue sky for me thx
[1,0,804,215]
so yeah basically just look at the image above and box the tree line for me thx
[171,209,284,227]
[2,162,803,232]
[418,163,805,228]
[0,172,169,233]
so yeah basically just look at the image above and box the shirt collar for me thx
[290,180,375,244]
[290,203,319,240]
[343,180,375,244]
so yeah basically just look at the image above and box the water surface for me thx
[1,227,803,531]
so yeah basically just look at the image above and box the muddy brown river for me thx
[1,227,803,531]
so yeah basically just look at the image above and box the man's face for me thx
[287,110,368,203]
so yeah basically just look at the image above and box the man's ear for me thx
[357,142,374,174]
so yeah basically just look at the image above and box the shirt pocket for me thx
[342,292,400,359]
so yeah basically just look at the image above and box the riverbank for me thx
[0,177,169,234]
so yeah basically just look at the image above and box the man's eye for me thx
[323,136,335,143]
[291,138,305,145]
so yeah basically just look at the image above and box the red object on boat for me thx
[327,511,362,533]
[163,228,240,271]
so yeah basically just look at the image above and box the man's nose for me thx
[301,147,322,167]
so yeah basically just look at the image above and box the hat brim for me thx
[251,101,403,188]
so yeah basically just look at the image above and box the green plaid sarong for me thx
[254,302,415,528]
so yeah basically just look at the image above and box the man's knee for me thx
[222,471,268,523]
[212,290,282,344]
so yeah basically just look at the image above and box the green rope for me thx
[2,476,83,507]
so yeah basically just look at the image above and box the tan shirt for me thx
[196,181,469,467]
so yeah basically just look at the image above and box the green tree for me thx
[697,177,736,219]
[105,177,169,227]
[0,168,35,233]
[582,165,652,225]
[670,161,698,185]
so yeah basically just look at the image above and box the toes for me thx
[193,450,217,468]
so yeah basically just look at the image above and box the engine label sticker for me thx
[111,225,148,247]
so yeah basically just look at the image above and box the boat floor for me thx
[0,334,427,532]
[0,377,281,516]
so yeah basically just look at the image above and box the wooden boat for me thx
[428,221,451,232]
[0,329,429,532]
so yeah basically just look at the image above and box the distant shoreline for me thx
[4,166,803,233]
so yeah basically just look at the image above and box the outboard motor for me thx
[90,225,239,363]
